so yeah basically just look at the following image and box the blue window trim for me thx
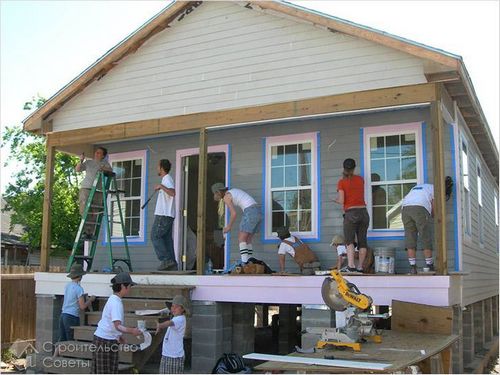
[261,132,321,244]
[101,149,149,246]
[449,124,460,271]
[421,122,428,183]
[225,144,232,271]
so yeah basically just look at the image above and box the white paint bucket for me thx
[374,248,396,274]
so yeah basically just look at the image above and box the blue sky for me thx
[1,1,499,192]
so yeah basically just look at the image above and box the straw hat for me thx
[110,272,137,286]
[170,295,190,315]
[67,264,86,279]
[330,234,345,246]
[211,182,225,194]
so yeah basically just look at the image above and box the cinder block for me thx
[462,305,475,366]
[452,305,464,374]
[193,342,226,359]
[191,356,219,374]
[473,301,485,352]
[492,295,499,336]
[191,315,227,330]
[192,328,227,343]
[484,298,493,343]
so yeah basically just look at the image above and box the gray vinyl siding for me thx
[457,118,500,306]
[92,106,461,275]
[49,1,426,132]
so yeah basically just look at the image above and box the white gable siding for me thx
[50,1,426,131]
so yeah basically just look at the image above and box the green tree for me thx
[2,97,81,253]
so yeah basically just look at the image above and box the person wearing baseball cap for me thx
[91,272,142,374]
[58,264,96,342]
[334,158,369,273]
[156,295,190,373]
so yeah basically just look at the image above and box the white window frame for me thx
[477,160,484,245]
[363,122,425,238]
[105,150,148,244]
[264,132,319,241]
[461,136,472,238]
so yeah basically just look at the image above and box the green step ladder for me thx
[66,170,133,272]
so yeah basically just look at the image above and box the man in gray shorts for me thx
[401,183,434,274]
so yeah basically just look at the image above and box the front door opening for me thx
[181,152,226,271]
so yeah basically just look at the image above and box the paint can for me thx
[374,248,396,274]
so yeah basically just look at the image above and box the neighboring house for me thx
[1,199,28,265]
[23,2,498,373]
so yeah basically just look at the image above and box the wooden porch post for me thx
[196,128,208,275]
[431,83,447,275]
[40,139,55,272]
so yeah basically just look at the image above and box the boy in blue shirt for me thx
[59,264,95,341]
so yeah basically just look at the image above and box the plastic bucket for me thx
[374,247,396,274]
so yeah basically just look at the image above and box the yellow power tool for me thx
[313,269,387,351]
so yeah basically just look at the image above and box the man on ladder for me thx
[75,147,112,240]
[69,147,132,272]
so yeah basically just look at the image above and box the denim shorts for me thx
[239,205,261,234]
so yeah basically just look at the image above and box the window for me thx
[477,161,483,244]
[363,123,425,235]
[461,139,471,236]
[107,150,148,243]
[264,132,319,241]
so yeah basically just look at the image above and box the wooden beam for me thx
[196,128,208,276]
[445,82,467,96]
[47,83,437,147]
[431,84,447,275]
[40,140,55,272]
[425,71,461,83]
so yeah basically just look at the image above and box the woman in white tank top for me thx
[211,183,261,263]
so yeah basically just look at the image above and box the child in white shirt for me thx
[157,295,189,374]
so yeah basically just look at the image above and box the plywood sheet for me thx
[391,300,453,335]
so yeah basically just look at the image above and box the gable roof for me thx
[22,0,498,180]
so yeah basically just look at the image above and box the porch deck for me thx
[35,272,462,307]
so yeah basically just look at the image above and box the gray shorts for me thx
[239,205,261,234]
[343,208,369,248]
[402,205,432,250]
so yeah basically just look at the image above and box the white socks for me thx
[247,244,253,258]
[408,258,416,266]
[239,242,249,263]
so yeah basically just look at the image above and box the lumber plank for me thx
[47,83,437,147]
[391,300,453,335]
[196,128,208,275]
[40,142,55,272]
[431,84,447,274]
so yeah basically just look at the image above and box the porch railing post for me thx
[431,83,448,275]
[196,127,208,275]
[41,139,55,272]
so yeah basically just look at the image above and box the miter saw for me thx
[309,269,388,351]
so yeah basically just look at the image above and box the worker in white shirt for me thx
[401,183,435,274]
[211,183,261,263]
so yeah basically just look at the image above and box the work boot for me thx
[408,265,417,275]
[157,261,168,271]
